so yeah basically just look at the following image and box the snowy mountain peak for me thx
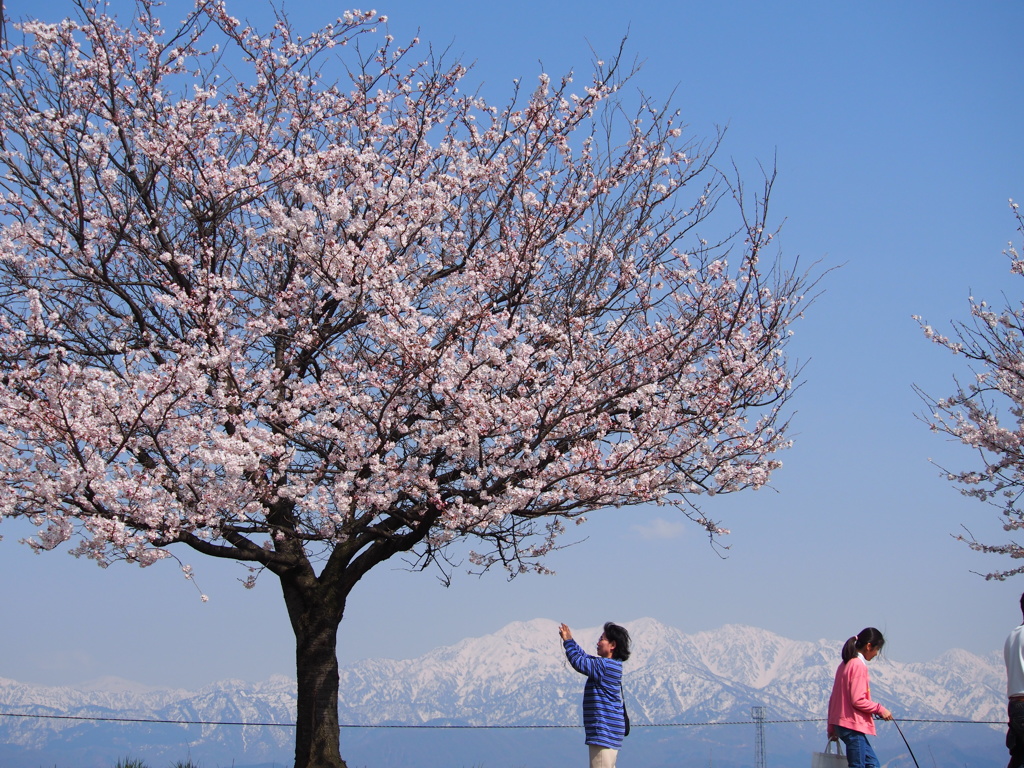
[0,618,1007,768]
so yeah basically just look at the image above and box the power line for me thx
[0,712,295,728]
[0,712,1005,729]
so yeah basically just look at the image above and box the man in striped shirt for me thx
[559,621,632,768]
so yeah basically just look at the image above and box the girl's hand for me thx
[558,623,573,641]
[877,707,893,721]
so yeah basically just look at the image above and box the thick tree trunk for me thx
[294,619,345,768]
[282,576,348,768]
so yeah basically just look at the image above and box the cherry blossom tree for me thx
[0,1,811,766]
[918,203,1024,581]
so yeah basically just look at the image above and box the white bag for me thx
[811,740,847,768]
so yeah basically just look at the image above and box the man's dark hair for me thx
[604,622,631,662]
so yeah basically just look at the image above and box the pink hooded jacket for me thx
[827,655,884,736]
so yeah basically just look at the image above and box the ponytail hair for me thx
[841,627,885,663]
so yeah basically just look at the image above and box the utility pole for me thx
[751,706,767,768]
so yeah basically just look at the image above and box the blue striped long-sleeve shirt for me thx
[563,638,625,749]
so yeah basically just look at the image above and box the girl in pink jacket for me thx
[826,628,893,768]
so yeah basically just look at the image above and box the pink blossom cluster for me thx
[918,203,1024,580]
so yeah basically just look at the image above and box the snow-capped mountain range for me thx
[0,618,1006,768]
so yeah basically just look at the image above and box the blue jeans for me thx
[1007,700,1024,768]
[835,725,878,768]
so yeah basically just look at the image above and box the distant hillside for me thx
[0,618,1006,768]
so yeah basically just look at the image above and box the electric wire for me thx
[0,711,1005,729]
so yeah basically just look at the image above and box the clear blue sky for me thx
[0,0,1022,690]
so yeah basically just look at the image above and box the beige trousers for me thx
[588,745,619,768]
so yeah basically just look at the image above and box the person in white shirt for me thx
[1004,592,1024,768]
